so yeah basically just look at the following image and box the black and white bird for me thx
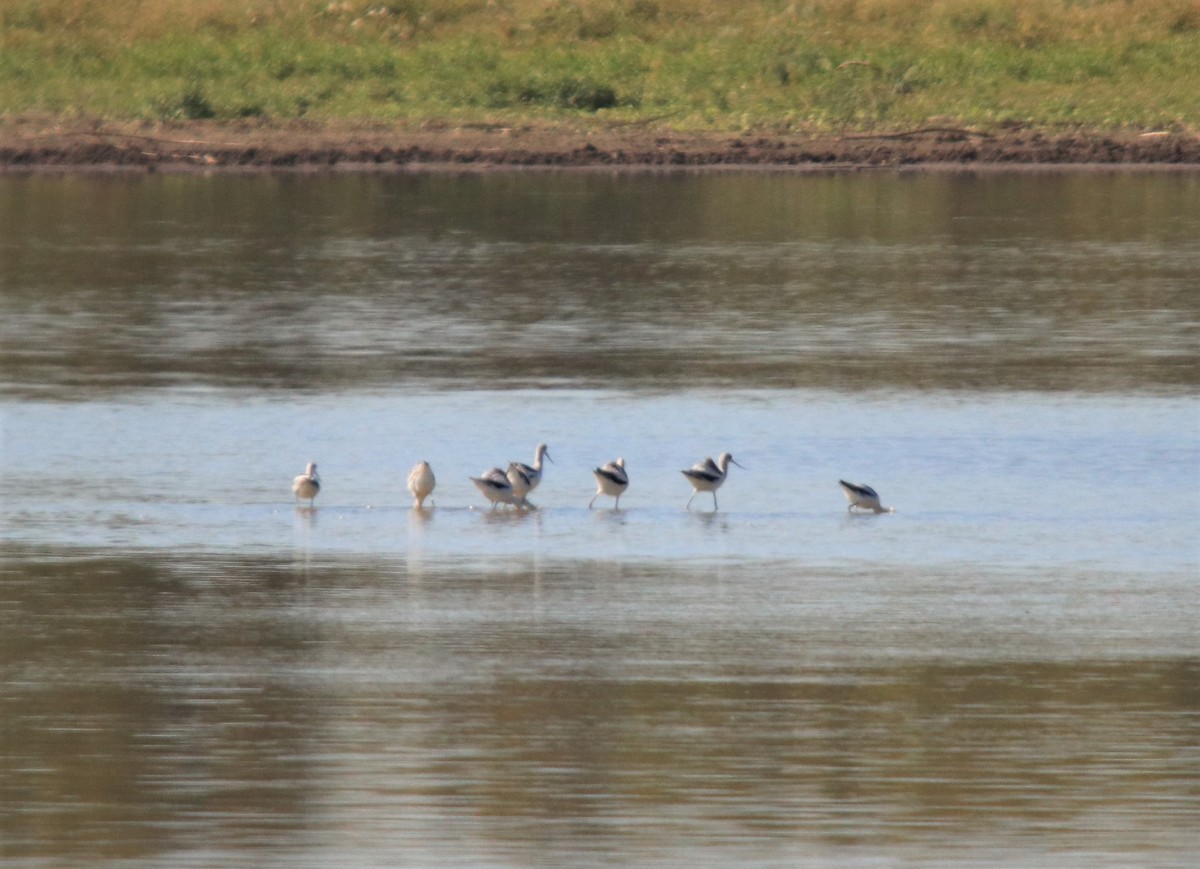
[470,467,522,510]
[838,480,894,514]
[505,462,536,508]
[681,452,743,511]
[589,458,629,509]
[509,443,552,493]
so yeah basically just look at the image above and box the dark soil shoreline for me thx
[3,120,1199,171]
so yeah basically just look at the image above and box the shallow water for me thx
[1,171,1198,867]
[2,171,1197,397]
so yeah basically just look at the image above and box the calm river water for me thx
[1,170,1198,867]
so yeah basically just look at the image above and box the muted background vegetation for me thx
[1,0,1198,131]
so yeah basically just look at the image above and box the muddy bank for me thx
[2,120,1198,171]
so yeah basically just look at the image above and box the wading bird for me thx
[509,443,552,493]
[470,467,524,510]
[407,461,436,508]
[838,480,894,514]
[589,458,629,508]
[682,453,743,511]
[292,462,320,506]
[505,462,536,508]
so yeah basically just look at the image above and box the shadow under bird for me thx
[407,461,436,508]
[292,462,320,506]
[589,457,629,508]
[838,480,894,514]
[682,453,743,511]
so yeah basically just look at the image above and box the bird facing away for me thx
[407,461,436,508]
[470,467,525,510]
[505,462,536,508]
[292,462,320,506]
[839,480,894,514]
[589,458,629,509]
[509,443,552,493]
[681,452,743,511]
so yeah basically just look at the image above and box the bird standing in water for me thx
[505,462,536,508]
[589,458,629,509]
[292,462,320,506]
[407,461,436,508]
[681,453,743,511]
[509,443,552,493]
[838,480,894,514]
[470,467,524,510]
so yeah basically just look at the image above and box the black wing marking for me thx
[839,480,877,498]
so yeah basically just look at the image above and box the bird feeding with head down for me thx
[505,462,536,508]
[838,480,894,514]
[589,458,628,509]
[292,462,320,506]
[470,467,529,510]
[407,461,436,508]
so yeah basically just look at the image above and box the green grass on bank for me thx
[1,0,1198,131]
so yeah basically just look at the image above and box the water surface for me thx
[1,171,1198,867]
[2,171,1196,396]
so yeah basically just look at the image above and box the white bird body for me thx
[589,458,628,508]
[471,467,524,510]
[839,480,894,514]
[292,462,320,506]
[505,462,535,506]
[681,452,742,511]
[407,461,436,508]
[509,443,552,493]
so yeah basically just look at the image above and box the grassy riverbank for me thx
[2,0,1198,134]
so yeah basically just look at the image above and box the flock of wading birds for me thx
[291,443,895,515]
